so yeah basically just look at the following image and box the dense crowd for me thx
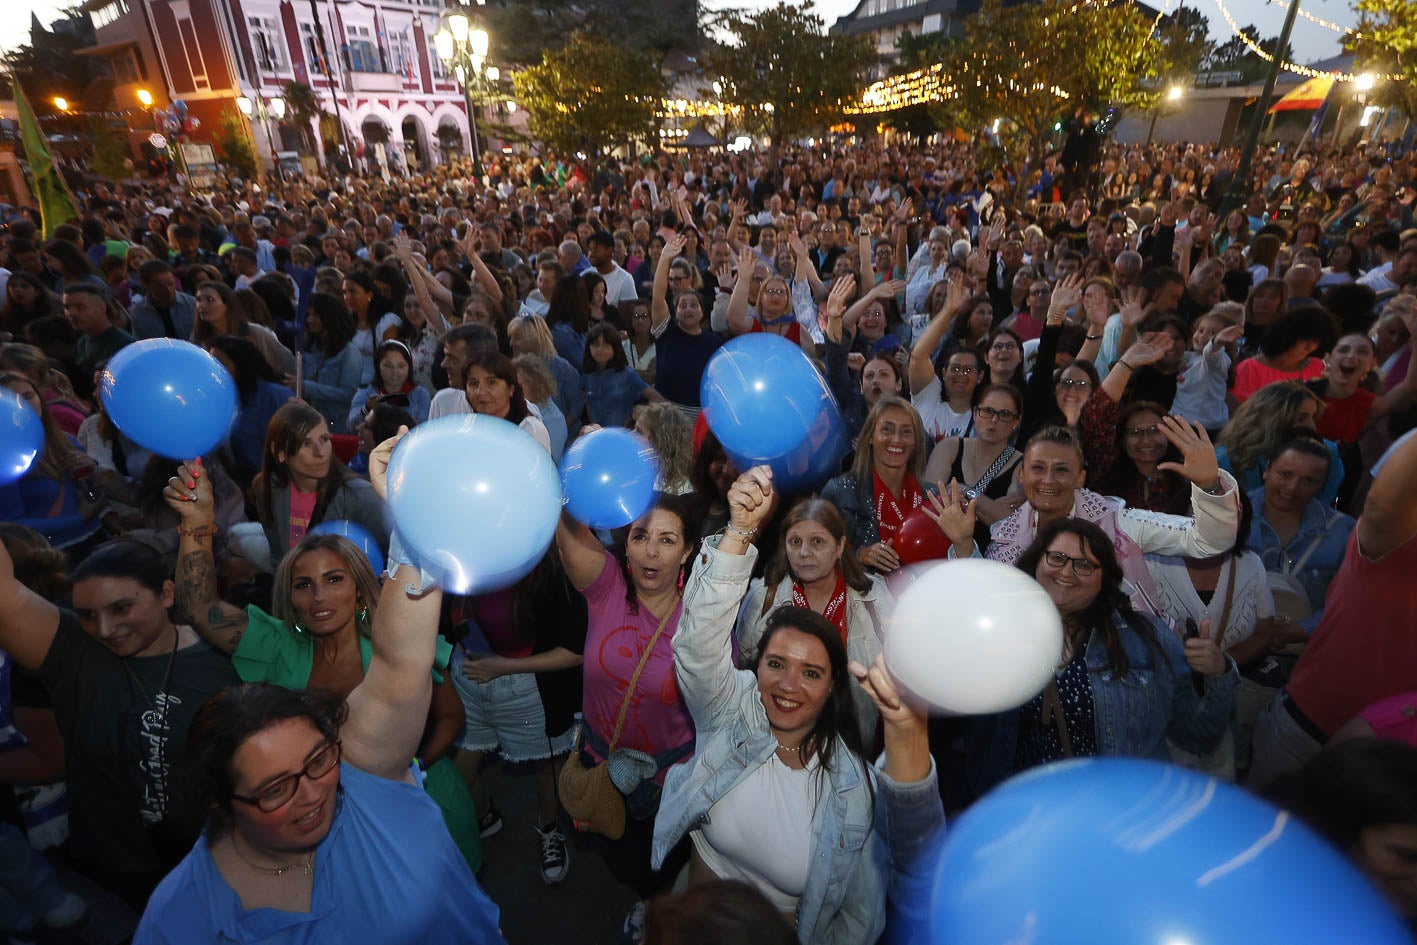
[1,133,1416,944]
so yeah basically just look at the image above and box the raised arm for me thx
[164,459,249,655]
[1359,423,1417,559]
[723,246,755,335]
[395,236,451,334]
[789,231,827,303]
[458,224,504,305]
[341,429,442,781]
[651,233,686,334]
[0,534,61,672]
[556,511,609,590]
[857,225,874,290]
[675,467,772,730]
[909,272,966,395]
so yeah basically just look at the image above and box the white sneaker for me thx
[538,823,569,885]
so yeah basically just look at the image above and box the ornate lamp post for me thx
[435,3,499,176]
[237,93,287,180]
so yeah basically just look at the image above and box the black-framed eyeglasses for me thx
[231,740,341,813]
[1124,424,1163,440]
[974,405,1019,422]
[1058,378,1092,391]
[1043,550,1098,577]
[631,312,651,320]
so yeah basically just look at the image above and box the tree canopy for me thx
[512,33,665,157]
[704,3,877,148]
[1347,0,1417,120]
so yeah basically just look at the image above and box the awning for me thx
[1268,76,1334,113]
[679,123,718,149]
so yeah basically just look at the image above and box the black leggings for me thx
[571,805,690,900]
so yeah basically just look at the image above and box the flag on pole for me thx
[13,81,79,239]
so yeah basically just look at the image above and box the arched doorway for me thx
[400,115,428,172]
[360,116,391,171]
[436,117,463,164]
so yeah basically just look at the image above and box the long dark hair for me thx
[304,292,357,356]
[751,605,869,783]
[180,683,347,838]
[612,494,699,613]
[42,239,97,282]
[760,498,871,616]
[1097,400,1190,516]
[547,274,590,333]
[209,335,281,402]
[193,281,254,344]
[1015,518,1163,679]
[464,350,529,425]
[254,401,352,529]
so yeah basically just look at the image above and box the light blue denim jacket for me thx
[964,609,1238,798]
[653,538,944,945]
[1246,488,1356,633]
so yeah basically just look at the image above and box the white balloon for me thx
[885,558,1063,714]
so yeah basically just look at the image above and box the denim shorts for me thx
[451,665,574,762]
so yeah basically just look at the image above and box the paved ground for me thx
[475,756,640,945]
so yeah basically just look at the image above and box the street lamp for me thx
[435,4,501,175]
[136,89,153,108]
[237,93,287,180]
[1146,84,1185,146]
[53,97,69,112]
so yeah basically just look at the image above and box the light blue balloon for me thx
[921,758,1412,945]
[560,428,657,529]
[0,389,44,486]
[700,333,846,491]
[99,339,237,460]
[309,519,385,576]
[386,414,561,594]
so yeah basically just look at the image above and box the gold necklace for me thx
[230,832,314,878]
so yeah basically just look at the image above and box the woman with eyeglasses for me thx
[908,274,985,442]
[983,328,1026,390]
[923,383,1025,551]
[1016,274,1101,444]
[723,247,817,358]
[623,299,658,384]
[146,450,498,943]
[959,518,1236,801]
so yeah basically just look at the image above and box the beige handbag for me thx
[558,609,673,840]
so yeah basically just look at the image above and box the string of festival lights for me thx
[1267,0,1363,39]
[1210,0,1403,82]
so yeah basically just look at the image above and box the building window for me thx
[346,25,381,73]
[248,16,288,74]
[92,0,131,29]
[175,12,210,91]
[389,31,414,82]
[110,48,141,83]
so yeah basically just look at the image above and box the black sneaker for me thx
[619,900,647,945]
[479,802,503,838]
[537,823,570,884]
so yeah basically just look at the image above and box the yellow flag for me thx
[14,81,80,238]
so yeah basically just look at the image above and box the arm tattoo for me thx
[178,551,246,650]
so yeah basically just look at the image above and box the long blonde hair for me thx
[851,396,927,485]
[637,401,694,492]
[1218,381,1325,475]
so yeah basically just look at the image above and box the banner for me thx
[13,81,79,239]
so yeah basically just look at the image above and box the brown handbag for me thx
[558,608,674,840]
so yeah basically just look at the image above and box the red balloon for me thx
[894,507,953,566]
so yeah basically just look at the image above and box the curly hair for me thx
[1217,381,1325,477]
[636,401,695,492]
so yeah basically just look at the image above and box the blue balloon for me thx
[309,519,385,576]
[921,758,1411,945]
[700,333,846,491]
[386,414,561,594]
[99,340,237,460]
[560,428,657,529]
[0,389,44,486]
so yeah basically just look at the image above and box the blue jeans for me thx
[0,822,68,931]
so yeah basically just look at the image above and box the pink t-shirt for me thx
[288,487,317,548]
[580,550,694,782]
[1230,356,1325,403]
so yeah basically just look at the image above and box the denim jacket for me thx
[821,474,940,554]
[964,609,1238,798]
[1247,488,1356,633]
[653,538,944,945]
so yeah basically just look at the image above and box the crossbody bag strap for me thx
[606,604,677,754]
[1286,522,1331,576]
[1041,680,1074,758]
[1215,557,1237,638]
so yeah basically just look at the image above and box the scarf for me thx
[872,469,923,545]
[792,570,848,641]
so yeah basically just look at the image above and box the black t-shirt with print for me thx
[39,611,240,873]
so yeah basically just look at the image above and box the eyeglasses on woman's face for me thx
[974,405,1019,422]
[1043,550,1098,577]
[231,740,341,813]
[1057,377,1092,391]
[946,363,976,376]
[990,341,1019,353]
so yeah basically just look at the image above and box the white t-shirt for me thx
[912,376,972,441]
[693,752,821,914]
[1144,550,1274,650]
[427,388,545,431]
[586,263,638,306]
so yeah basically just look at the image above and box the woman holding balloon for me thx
[821,397,934,574]
[164,458,483,872]
[735,497,890,747]
[554,493,700,921]
[653,466,942,943]
[253,402,391,566]
[961,518,1237,798]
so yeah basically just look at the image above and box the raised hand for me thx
[715,260,738,292]
[1049,272,1084,314]
[1215,324,1244,346]
[826,274,857,320]
[924,480,977,549]
[1156,417,1222,491]
[875,277,907,300]
[369,426,410,503]
[1120,331,1171,368]
[849,653,926,731]
[726,465,775,537]
[663,232,687,260]
[1119,286,1148,328]
[162,458,213,522]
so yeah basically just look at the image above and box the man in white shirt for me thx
[583,231,637,305]
[1359,245,1415,298]
[518,259,562,318]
